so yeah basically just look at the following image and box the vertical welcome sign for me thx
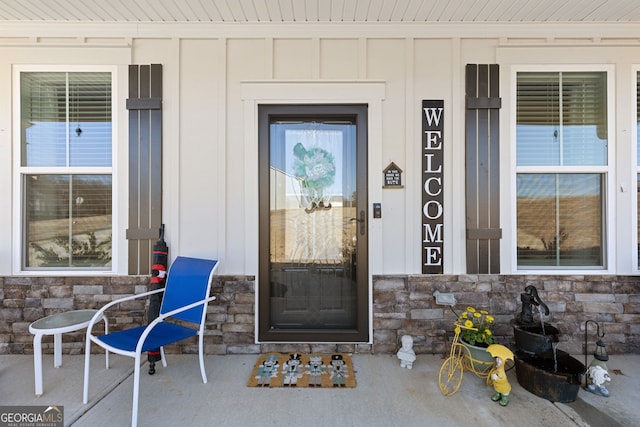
[422,100,444,274]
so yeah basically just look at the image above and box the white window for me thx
[15,68,114,271]
[515,70,610,269]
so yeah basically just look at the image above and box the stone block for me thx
[222,332,254,344]
[408,291,434,301]
[23,308,45,322]
[206,344,228,355]
[614,279,640,293]
[48,286,73,298]
[373,311,407,320]
[95,294,113,303]
[354,344,373,353]
[372,343,396,353]
[207,313,229,322]
[234,314,255,324]
[542,279,573,292]
[208,304,228,313]
[310,344,341,353]
[373,318,403,330]
[583,303,623,314]
[221,323,254,333]
[224,281,254,293]
[373,291,401,304]
[410,308,443,320]
[374,278,406,292]
[227,344,260,354]
[26,287,48,299]
[234,292,255,304]
[373,329,397,344]
[3,286,27,299]
[228,304,254,315]
[41,298,74,309]
[73,285,103,295]
[3,299,24,308]
[546,301,566,313]
[575,293,615,303]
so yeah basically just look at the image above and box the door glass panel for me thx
[269,120,357,330]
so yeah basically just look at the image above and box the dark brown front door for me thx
[258,104,368,342]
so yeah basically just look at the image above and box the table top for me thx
[29,309,99,334]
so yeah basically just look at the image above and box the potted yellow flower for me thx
[456,306,496,346]
[455,306,496,374]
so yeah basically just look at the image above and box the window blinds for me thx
[516,71,607,166]
[21,72,112,167]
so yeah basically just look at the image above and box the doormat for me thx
[247,353,356,388]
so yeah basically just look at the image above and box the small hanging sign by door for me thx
[383,162,403,188]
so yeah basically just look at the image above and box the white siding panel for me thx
[178,39,223,259]
[320,39,359,79]
[368,39,407,271]
[273,38,314,79]
[226,39,268,272]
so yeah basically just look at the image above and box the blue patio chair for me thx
[82,256,219,427]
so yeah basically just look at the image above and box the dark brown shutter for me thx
[125,64,163,274]
[465,64,502,274]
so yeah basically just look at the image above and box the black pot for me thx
[515,350,585,403]
[513,323,559,355]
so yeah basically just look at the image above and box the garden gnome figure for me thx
[486,344,514,407]
[584,365,611,397]
[397,335,416,369]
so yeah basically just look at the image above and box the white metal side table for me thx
[29,309,108,396]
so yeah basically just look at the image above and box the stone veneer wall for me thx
[1,274,638,356]
[373,275,640,355]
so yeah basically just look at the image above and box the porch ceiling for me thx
[0,0,639,24]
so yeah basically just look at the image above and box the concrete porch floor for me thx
[0,353,638,427]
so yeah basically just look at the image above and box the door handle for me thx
[350,211,366,235]
[351,210,366,236]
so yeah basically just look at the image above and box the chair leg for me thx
[160,347,167,368]
[198,333,207,384]
[103,317,110,369]
[83,336,91,404]
[53,333,62,368]
[33,333,43,396]
[131,354,141,427]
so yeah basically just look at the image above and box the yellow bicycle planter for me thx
[438,322,497,396]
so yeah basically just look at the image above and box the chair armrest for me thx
[156,295,217,322]
[86,288,166,335]
[134,295,217,354]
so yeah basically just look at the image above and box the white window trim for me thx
[507,64,616,274]
[12,64,119,275]
[633,65,640,272]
